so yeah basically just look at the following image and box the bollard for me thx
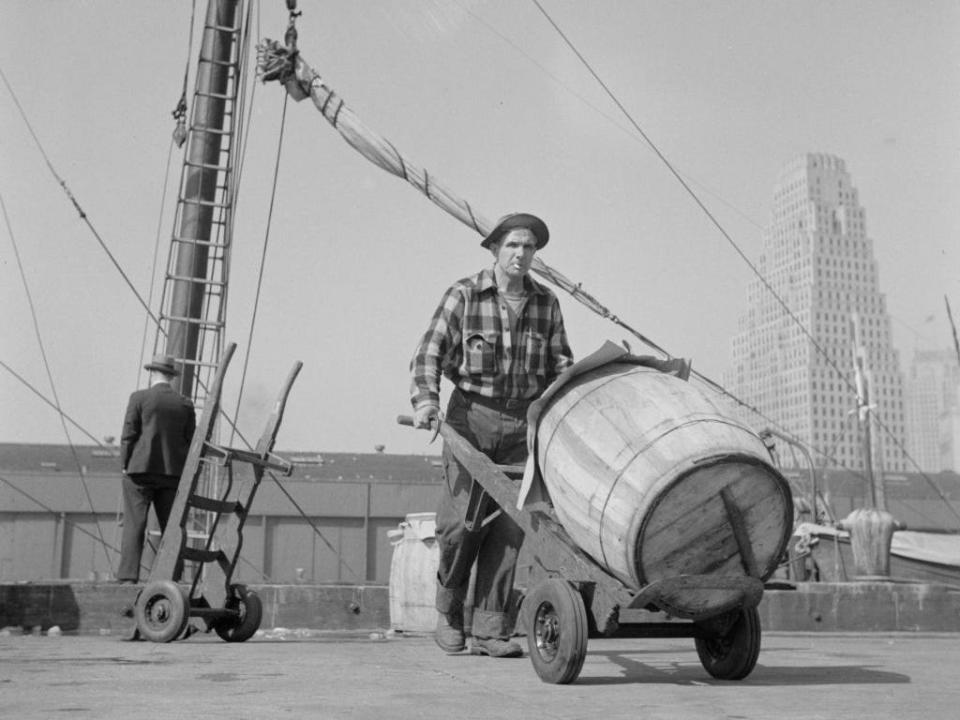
[837,507,905,579]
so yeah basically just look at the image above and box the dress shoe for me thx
[470,637,523,658]
[434,610,465,653]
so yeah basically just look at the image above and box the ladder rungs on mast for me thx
[166,274,227,287]
[184,160,233,172]
[163,315,225,329]
[193,94,237,108]
[193,86,237,100]
[198,57,239,70]
[155,8,243,438]
[205,23,241,34]
[189,125,234,137]
[174,357,222,371]
[172,235,229,248]
[180,197,232,210]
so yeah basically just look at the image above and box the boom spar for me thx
[256,39,668,360]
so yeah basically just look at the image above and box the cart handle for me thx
[396,414,441,443]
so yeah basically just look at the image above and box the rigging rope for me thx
[227,0,268,441]
[140,137,178,387]
[0,355,361,581]
[232,0,260,199]
[171,0,199,149]
[528,0,856,398]
[211,403,364,581]
[139,0,202,378]
[0,473,123,558]
[231,91,290,442]
[0,65,165,334]
[462,0,935,496]
[0,18,364,580]
[947,295,960,367]
[256,21,958,524]
[0,191,113,569]
[0,361,105,447]
[528,1,959,524]
[255,42,671,350]
[254,42,790,439]
[206,2,357,576]
[227,8,362,579]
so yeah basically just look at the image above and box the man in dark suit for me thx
[117,354,196,583]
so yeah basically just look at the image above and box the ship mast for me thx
[156,0,245,413]
[850,312,884,510]
[152,0,246,561]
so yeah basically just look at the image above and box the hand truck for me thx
[134,343,301,642]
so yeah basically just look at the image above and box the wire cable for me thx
[0,360,106,447]
[0,473,125,565]
[0,190,113,570]
[528,1,954,523]
[139,137,179,388]
[231,93,289,442]
[0,66,165,334]
[530,0,855,397]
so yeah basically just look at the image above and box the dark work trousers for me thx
[435,388,528,640]
[117,473,179,582]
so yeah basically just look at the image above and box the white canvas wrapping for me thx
[262,44,659,349]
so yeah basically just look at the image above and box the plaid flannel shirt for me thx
[410,267,573,410]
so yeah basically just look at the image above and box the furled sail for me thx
[257,39,666,357]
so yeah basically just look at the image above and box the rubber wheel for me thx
[135,580,189,643]
[524,579,589,684]
[214,584,263,642]
[695,606,761,680]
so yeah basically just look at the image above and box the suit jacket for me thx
[121,382,197,478]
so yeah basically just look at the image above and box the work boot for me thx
[470,636,523,658]
[435,609,466,653]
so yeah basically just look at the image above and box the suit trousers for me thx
[117,473,179,582]
[434,389,527,640]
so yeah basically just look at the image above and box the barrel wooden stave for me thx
[641,460,790,583]
[537,363,791,591]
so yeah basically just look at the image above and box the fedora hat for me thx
[481,212,549,250]
[144,354,180,376]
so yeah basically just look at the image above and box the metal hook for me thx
[285,0,302,50]
[429,416,442,445]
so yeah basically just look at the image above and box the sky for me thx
[1,0,958,457]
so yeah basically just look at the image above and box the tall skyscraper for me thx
[905,349,960,472]
[725,153,907,472]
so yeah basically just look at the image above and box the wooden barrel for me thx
[537,362,792,590]
[387,512,439,632]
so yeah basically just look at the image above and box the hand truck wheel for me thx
[214,584,263,642]
[134,579,190,643]
[695,606,762,680]
[524,578,589,684]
